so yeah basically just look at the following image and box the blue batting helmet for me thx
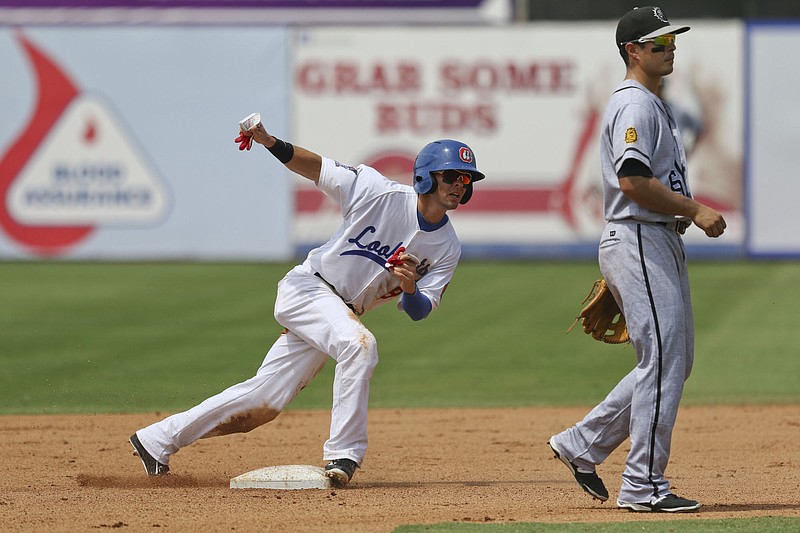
[412,139,485,205]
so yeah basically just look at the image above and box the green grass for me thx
[2,261,796,532]
[393,517,800,532]
[1,260,798,414]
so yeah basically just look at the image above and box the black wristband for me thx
[267,138,294,164]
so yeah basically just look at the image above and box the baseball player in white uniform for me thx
[548,7,726,512]
[129,119,484,487]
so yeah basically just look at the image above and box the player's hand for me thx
[234,132,253,151]
[235,122,275,151]
[248,122,276,148]
[692,204,726,238]
[390,258,420,293]
[386,248,420,293]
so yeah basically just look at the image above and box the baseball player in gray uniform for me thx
[129,118,484,487]
[548,7,726,512]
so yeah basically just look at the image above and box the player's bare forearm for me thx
[249,123,321,183]
[619,175,727,237]
[283,145,322,184]
[394,269,417,294]
[619,175,689,214]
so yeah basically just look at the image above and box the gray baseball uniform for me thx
[552,79,695,504]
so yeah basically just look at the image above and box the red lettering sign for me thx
[376,102,496,134]
[297,61,421,95]
[440,60,575,94]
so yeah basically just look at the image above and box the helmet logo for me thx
[458,147,473,164]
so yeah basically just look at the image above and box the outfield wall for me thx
[745,21,800,259]
[290,22,743,259]
[0,27,292,260]
[0,13,777,260]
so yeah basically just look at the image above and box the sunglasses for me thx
[640,33,676,47]
[436,170,472,185]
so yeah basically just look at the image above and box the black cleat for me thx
[617,493,702,513]
[129,433,169,476]
[324,458,358,487]
[548,436,608,502]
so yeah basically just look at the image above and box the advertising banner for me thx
[292,22,744,257]
[746,22,800,258]
[0,27,292,260]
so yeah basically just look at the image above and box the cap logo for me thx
[653,7,668,23]
[458,147,473,163]
[625,127,638,143]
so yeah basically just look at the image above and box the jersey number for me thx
[668,169,688,197]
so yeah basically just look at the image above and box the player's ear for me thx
[625,42,640,62]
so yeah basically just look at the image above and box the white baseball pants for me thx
[136,264,379,467]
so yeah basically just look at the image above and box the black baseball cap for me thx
[616,6,690,47]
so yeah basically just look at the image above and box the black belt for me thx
[655,220,688,234]
[314,272,359,314]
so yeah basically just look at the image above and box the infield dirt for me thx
[2,405,798,532]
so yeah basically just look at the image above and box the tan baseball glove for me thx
[567,278,630,344]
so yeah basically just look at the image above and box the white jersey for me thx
[301,156,461,316]
[600,79,692,223]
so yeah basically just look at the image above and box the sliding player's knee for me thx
[338,330,378,375]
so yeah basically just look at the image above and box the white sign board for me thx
[0,27,292,260]
[8,94,170,226]
[292,22,744,257]
[746,22,800,258]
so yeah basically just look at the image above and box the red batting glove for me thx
[385,247,406,268]
[235,132,253,151]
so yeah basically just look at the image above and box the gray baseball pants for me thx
[552,220,694,503]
